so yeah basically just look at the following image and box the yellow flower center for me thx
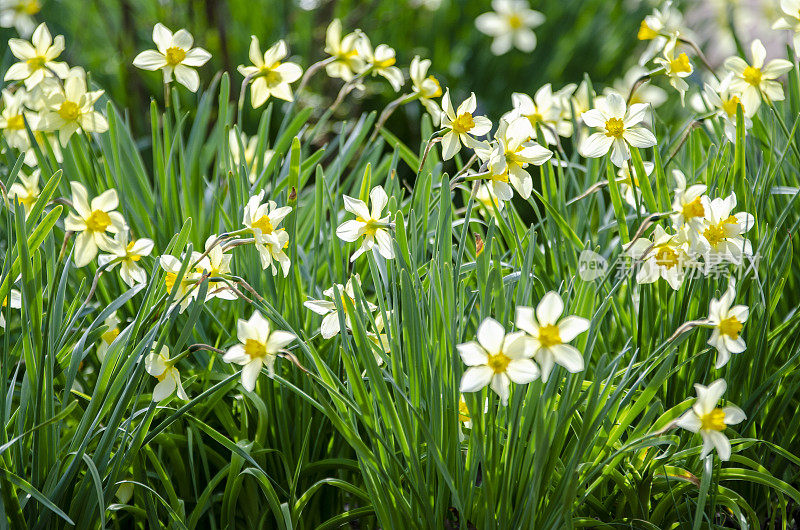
[85,209,111,232]
[654,245,679,269]
[58,101,80,122]
[165,46,186,66]
[458,399,471,423]
[155,370,167,382]
[742,66,762,86]
[251,215,274,234]
[721,95,742,118]
[26,56,46,70]
[604,117,625,138]
[244,338,267,359]
[703,215,736,248]
[356,217,380,236]
[487,351,511,374]
[527,112,544,126]
[491,171,509,183]
[16,0,40,15]
[507,13,524,29]
[102,327,120,345]
[374,56,396,69]
[20,191,37,208]
[638,20,658,40]
[669,52,692,74]
[699,408,726,431]
[682,197,705,219]
[165,272,177,292]
[7,114,25,130]
[426,76,443,97]
[261,66,283,87]
[538,324,562,348]
[126,241,142,261]
[452,112,475,134]
[719,315,743,339]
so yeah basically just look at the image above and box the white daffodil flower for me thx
[515,292,590,382]
[229,130,272,184]
[40,72,108,146]
[503,84,572,146]
[653,38,693,105]
[475,183,505,217]
[458,317,539,405]
[440,90,492,160]
[0,289,22,329]
[4,23,69,89]
[616,160,654,211]
[145,346,188,402]
[238,37,303,108]
[7,169,40,216]
[98,230,154,287]
[192,235,236,301]
[0,88,33,150]
[64,182,126,267]
[698,193,754,263]
[579,91,657,167]
[159,254,199,314]
[636,2,684,65]
[304,275,377,339]
[701,74,753,141]
[625,225,691,290]
[670,169,707,232]
[705,280,749,369]
[223,310,295,391]
[133,23,211,92]
[724,39,792,116]
[324,19,364,82]
[675,379,745,461]
[409,56,443,125]
[242,191,292,276]
[356,36,403,91]
[773,0,800,52]
[97,311,121,363]
[0,0,41,37]
[478,117,552,201]
[475,0,544,55]
[336,185,394,262]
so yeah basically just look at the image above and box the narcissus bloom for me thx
[223,310,295,391]
[40,72,108,145]
[304,276,376,339]
[192,235,236,301]
[159,254,199,313]
[336,185,394,262]
[616,160,654,211]
[479,117,552,200]
[410,56,443,125]
[98,230,154,287]
[579,91,657,167]
[0,88,33,150]
[698,193,754,262]
[705,280,749,369]
[724,39,792,115]
[64,182,126,267]
[145,346,189,401]
[515,292,590,382]
[670,169,707,231]
[700,74,753,140]
[636,3,684,65]
[440,90,492,160]
[675,379,745,461]
[324,19,364,82]
[654,38,693,104]
[242,191,292,276]
[97,311,120,362]
[238,37,303,107]
[504,84,572,146]
[0,289,21,329]
[133,23,211,92]
[4,23,68,89]
[475,0,544,55]
[625,225,690,290]
[356,36,403,91]
[458,317,539,405]
[229,130,272,184]
[475,183,505,217]
[7,169,40,216]
[773,0,800,51]
[0,0,41,37]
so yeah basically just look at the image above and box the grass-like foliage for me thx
[1,2,800,528]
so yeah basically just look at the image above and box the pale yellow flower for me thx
[238,37,303,107]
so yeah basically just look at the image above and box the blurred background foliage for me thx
[2,0,661,140]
